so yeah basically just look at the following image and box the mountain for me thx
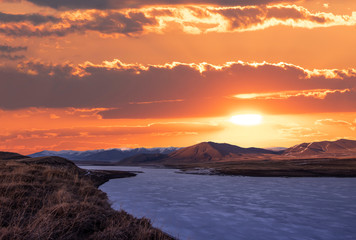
[283,139,356,157]
[29,147,180,162]
[120,142,279,165]
[165,142,278,163]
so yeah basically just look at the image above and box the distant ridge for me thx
[283,139,356,157]
[29,147,180,162]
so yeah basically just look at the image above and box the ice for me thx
[82,166,356,240]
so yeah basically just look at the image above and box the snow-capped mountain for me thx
[29,147,180,162]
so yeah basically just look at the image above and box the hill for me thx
[0,151,29,160]
[0,152,173,240]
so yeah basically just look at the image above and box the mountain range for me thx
[119,139,356,165]
[29,139,356,164]
[29,147,180,162]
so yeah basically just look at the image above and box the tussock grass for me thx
[0,157,173,240]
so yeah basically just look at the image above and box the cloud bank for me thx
[1,0,300,10]
[0,59,355,118]
[1,5,356,37]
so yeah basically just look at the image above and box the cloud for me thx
[0,10,156,37]
[49,113,60,119]
[4,0,299,10]
[0,54,25,60]
[0,44,27,53]
[279,127,327,138]
[0,44,27,60]
[0,59,356,118]
[315,119,353,126]
[234,89,351,100]
[1,5,356,37]
[315,119,355,131]
[0,12,59,25]
[0,121,221,142]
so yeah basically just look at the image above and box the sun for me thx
[229,114,263,126]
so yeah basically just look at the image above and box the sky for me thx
[1,0,356,154]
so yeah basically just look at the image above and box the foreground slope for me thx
[0,153,173,240]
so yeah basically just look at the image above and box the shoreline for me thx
[84,169,139,187]
[97,157,356,178]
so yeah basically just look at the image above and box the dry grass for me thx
[0,157,173,240]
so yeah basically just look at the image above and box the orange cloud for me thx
[49,113,60,119]
[315,119,355,131]
[129,99,184,105]
[279,127,327,138]
[234,89,351,100]
[315,119,353,126]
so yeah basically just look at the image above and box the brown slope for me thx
[165,142,277,163]
[283,139,356,157]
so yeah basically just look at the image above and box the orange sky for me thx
[0,0,356,154]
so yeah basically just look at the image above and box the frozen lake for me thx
[81,166,356,240]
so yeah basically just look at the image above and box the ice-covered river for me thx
[81,166,356,240]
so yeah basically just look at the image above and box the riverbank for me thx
[171,158,356,177]
[0,154,174,240]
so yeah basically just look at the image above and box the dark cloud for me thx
[78,11,156,35]
[0,10,156,37]
[0,54,25,60]
[0,44,27,53]
[21,0,296,10]
[0,60,355,118]
[0,12,59,25]
[0,44,27,60]
[213,7,265,29]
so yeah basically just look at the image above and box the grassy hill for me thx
[0,153,173,240]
